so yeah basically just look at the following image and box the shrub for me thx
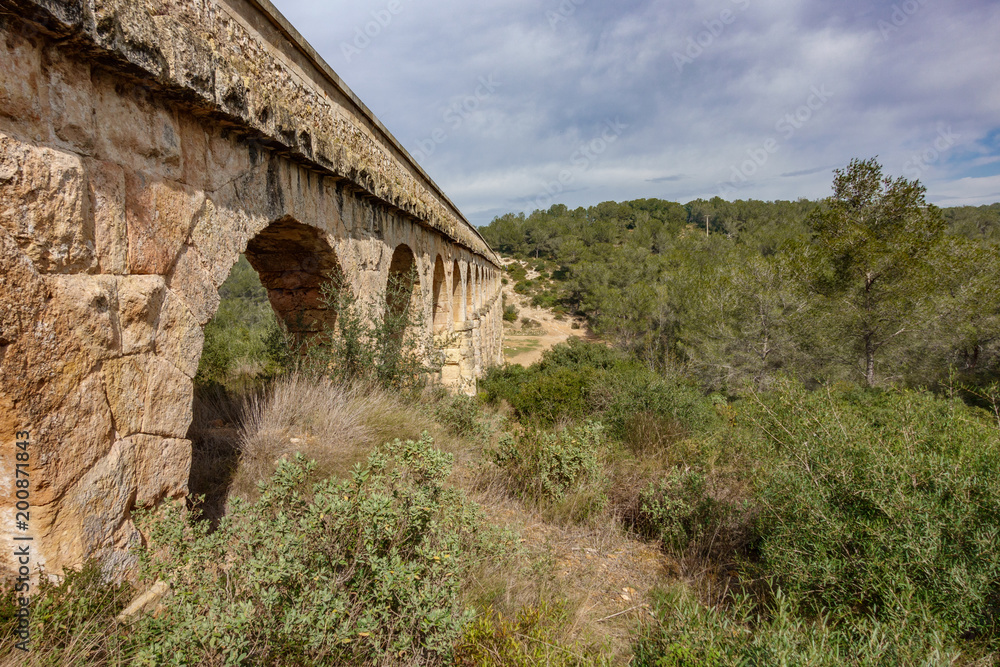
[0,560,134,662]
[599,371,719,445]
[489,422,605,501]
[229,374,374,499]
[129,435,498,666]
[633,586,963,667]
[511,366,594,426]
[435,394,493,441]
[530,291,559,309]
[633,468,749,562]
[741,382,1000,648]
[454,603,597,667]
[503,303,518,322]
[196,256,291,388]
[306,269,432,391]
[480,341,720,437]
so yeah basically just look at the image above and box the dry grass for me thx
[229,374,372,500]
[460,432,676,663]
[188,374,471,513]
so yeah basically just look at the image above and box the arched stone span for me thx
[0,0,504,578]
[465,263,475,317]
[244,216,342,335]
[385,244,420,325]
[452,259,464,324]
[432,256,447,333]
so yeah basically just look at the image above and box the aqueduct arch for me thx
[0,0,504,576]
[244,216,342,336]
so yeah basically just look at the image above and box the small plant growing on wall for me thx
[304,269,436,391]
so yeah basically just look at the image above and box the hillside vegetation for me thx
[482,161,1000,393]
[3,159,999,665]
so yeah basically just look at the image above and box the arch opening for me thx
[385,244,421,338]
[244,216,343,337]
[466,264,475,318]
[432,255,447,333]
[452,260,464,323]
[189,217,343,524]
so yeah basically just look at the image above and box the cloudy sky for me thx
[271,0,1000,227]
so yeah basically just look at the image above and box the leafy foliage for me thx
[481,170,1000,392]
[805,157,947,386]
[740,382,1000,640]
[489,422,605,502]
[196,255,292,387]
[304,269,434,391]
[130,435,498,666]
[481,339,719,441]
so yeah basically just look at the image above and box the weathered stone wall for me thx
[0,0,502,577]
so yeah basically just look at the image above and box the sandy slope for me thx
[501,286,592,366]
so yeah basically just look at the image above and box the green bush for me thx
[599,373,720,445]
[633,586,964,667]
[480,341,720,438]
[435,394,493,441]
[503,303,518,322]
[530,291,559,309]
[129,435,498,665]
[508,264,527,282]
[196,255,292,387]
[0,560,134,662]
[455,602,599,666]
[636,469,730,556]
[489,422,604,501]
[739,382,1000,649]
[513,280,532,295]
[511,366,594,426]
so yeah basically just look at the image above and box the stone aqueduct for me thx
[0,0,504,575]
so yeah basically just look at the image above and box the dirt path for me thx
[502,286,592,367]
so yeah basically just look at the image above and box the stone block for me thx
[43,275,121,361]
[167,244,219,325]
[117,275,166,355]
[187,199,250,286]
[104,355,149,437]
[46,45,95,152]
[125,173,204,275]
[74,436,137,556]
[134,434,190,506]
[90,0,167,79]
[177,111,208,188]
[142,356,193,438]
[85,158,128,274]
[0,29,47,137]
[0,132,93,273]
[155,289,204,378]
[92,71,156,169]
[206,127,252,192]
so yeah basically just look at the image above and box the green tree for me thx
[807,158,945,387]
